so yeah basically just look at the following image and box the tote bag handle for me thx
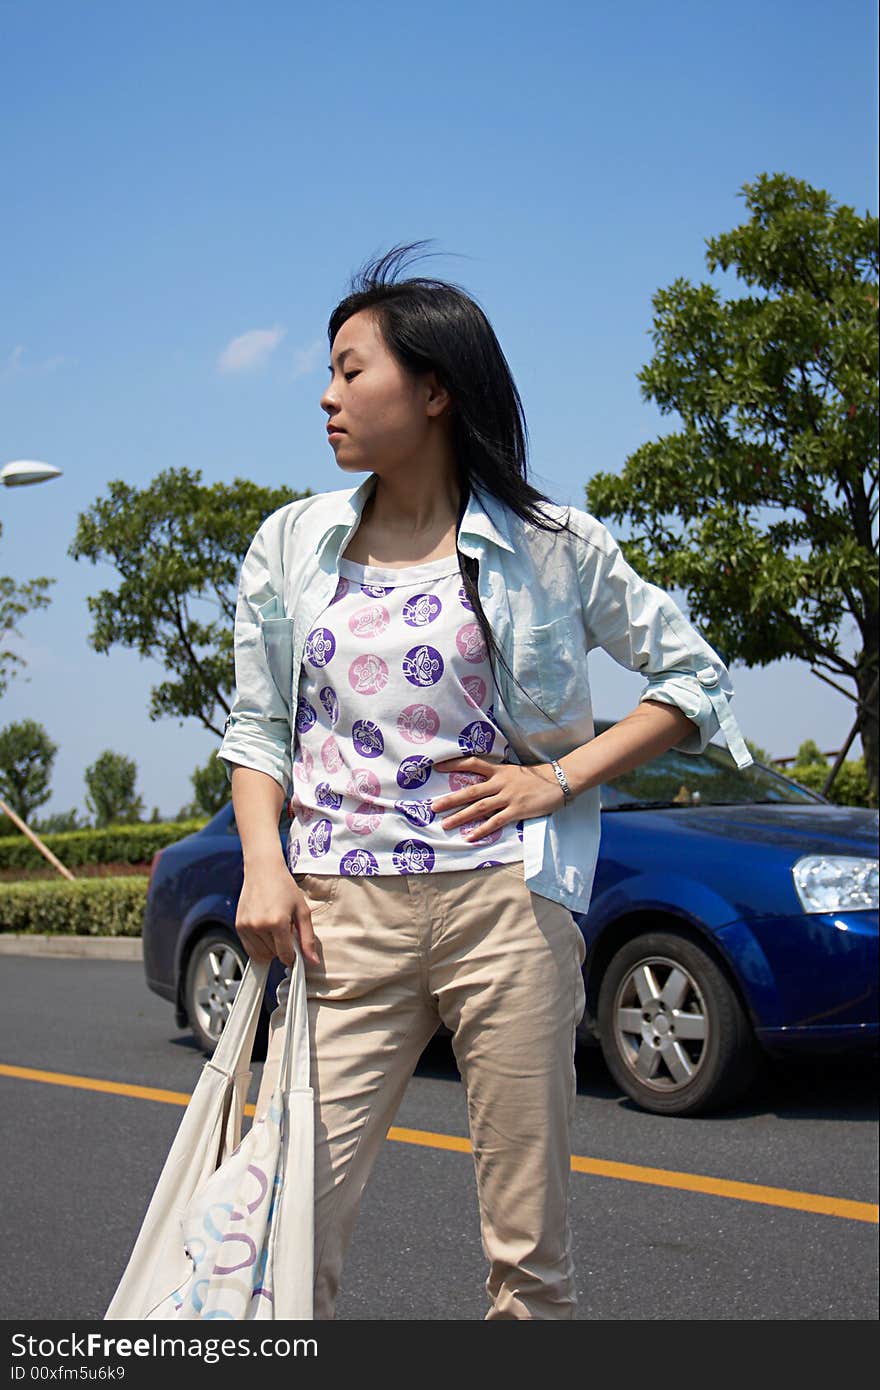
[277,938,311,1093]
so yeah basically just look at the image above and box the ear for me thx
[423,370,452,419]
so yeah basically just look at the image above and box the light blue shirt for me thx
[218,474,754,914]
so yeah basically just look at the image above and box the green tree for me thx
[32,807,90,833]
[177,749,232,819]
[585,172,878,807]
[0,718,58,822]
[0,520,55,700]
[787,740,869,807]
[745,737,772,765]
[69,468,307,737]
[84,749,145,827]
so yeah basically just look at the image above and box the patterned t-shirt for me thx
[286,554,525,877]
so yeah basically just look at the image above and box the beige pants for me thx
[252,861,587,1320]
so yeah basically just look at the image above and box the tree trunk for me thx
[856,655,879,809]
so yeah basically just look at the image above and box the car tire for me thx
[596,930,758,1117]
[183,928,270,1060]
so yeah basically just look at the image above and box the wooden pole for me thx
[0,795,76,881]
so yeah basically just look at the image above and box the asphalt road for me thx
[0,956,877,1322]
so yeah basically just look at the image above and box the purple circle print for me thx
[516,819,524,841]
[315,781,343,810]
[349,653,389,696]
[392,839,435,874]
[456,622,487,663]
[340,847,379,876]
[402,593,442,627]
[290,794,315,826]
[361,582,392,598]
[349,604,390,639]
[287,837,301,869]
[319,686,339,725]
[403,644,444,688]
[397,703,440,744]
[305,627,336,667]
[458,583,474,612]
[307,819,332,857]
[295,697,317,734]
[329,576,350,605]
[393,798,436,828]
[458,721,496,756]
[476,860,502,869]
[352,719,384,758]
[396,754,433,790]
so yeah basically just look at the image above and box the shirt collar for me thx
[314,473,516,564]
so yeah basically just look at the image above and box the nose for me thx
[320,382,338,417]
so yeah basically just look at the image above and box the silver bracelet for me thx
[549,759,574,806]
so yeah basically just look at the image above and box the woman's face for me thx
[320,308,449,477]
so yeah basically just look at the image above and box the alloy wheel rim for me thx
[192,943,243,1042]
[613,954,709,1092]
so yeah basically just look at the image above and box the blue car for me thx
[142,725,878,1116]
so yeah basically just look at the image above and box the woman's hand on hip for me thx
[235,862,321,968]
[431,756,564,841]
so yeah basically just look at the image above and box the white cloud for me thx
[217,325,286,374]
[1,346,71,377]
[292,337,326,380]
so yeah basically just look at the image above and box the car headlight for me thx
[792,855,879,913]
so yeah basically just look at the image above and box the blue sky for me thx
[1,0,877,821]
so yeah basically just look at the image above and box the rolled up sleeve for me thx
[574,517,754,769]
[217,518,293,795]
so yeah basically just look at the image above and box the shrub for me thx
[0,877,149,936]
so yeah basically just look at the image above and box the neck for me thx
[366,463,461,535]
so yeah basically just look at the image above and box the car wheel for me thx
[184,928,269,1060]
[596,930,757,1117]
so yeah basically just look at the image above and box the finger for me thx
[292,904,321,967]
[460,810,509,841]
[236,927,276,965]
[441,793,506,831]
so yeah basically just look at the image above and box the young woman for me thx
[218,243,753,1321]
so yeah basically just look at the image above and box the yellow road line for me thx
[2,1063,877,1226]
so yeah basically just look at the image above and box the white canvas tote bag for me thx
[104,944,314,1320]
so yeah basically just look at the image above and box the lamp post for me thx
[0,457,74,879]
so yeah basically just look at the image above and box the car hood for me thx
[630,802,878,857]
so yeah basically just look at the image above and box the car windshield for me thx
[596,726,824,809]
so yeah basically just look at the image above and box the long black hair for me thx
[327,240,576,723]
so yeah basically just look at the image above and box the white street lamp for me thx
[1,459,62,488]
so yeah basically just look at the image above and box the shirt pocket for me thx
[257,596,295,707]
[510,614,583,716]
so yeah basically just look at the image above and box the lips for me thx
[327,424,346,435]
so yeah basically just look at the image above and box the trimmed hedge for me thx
[0,877,149,936]
[0,818,210,872]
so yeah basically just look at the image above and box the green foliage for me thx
[0,817,209,871]
[0,718,58,821]
[84,749,144,827]
[0,877,148,936]
[0,519,56,700]
[745,737,772,765]
[787,743,870,806]
[584,172,879,806]
[68,466,308,737]
[177,749,232,819]
[31,807,91,834]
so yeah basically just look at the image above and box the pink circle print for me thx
[461,675,488,708]
[448,770,487,792]
[460,818,502,845]
[456,623,487,663]
[292,748,314,784]
[348,653,390,696]
[348,604,390,639]
[321,735,343,773]
[345,800,385,835]
[397,703,440,744]
[346,767,381,799]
